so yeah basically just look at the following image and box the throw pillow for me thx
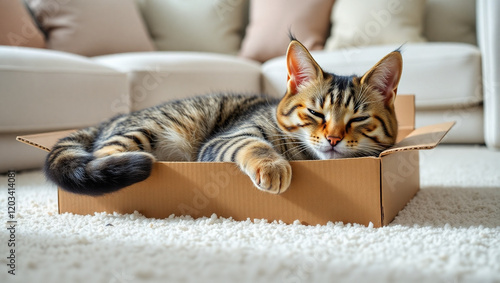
[26,0,155,57]
[424,0,477,45]
[0,0,45,48]
[325,0,427,50]
[140,0,248,55]
[239,0,335,62]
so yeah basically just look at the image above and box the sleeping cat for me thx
[44,39,402,196]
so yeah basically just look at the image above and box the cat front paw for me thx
[246,158,292,194]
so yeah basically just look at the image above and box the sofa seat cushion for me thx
[262,43,482,110]
[0,46,128,132]
[93,52,262,111]
[417,105,484,144]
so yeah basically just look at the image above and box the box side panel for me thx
[381,151,420,226]
[394,95,415,142]
[58,158,383,227]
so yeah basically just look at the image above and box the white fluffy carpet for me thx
[1,145,499,283]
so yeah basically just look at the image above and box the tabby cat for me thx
[44,39,402,196]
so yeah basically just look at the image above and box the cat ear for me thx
[360,51,403,106]
[286,40,323,96]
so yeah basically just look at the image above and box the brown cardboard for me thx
[16,129,76,152]
[17,95,454,227]
[379,122,456,157]
[393,95,415,142]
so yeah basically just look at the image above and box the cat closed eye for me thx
[308,109,325,119]
[350,116,370,123]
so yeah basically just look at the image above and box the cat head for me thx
[276,40,402,159]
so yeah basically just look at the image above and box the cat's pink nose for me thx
[327,136,342,147]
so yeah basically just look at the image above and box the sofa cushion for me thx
[424,0,477,45]
[262,43,482,109]
[239,0,335,62]
[417,105,484,144]
[0,132,50,172]
[325,0,427,50]
[139,0,247,55]
[0,46,128,132]
[0,0,45,48]
[26,0,155,56]
[94,52,262,111]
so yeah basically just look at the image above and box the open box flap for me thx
[379,121,455,157]
[16,129,76,152]
[393,95,415,142]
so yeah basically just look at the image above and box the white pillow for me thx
[140,0,247,55]
[325,0,427,50]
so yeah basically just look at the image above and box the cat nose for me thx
[327,136,342,147]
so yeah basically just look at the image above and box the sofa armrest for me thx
[477,0,500,149]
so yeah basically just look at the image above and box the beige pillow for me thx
[424,0,476,45]
[239,0,335,62]
[0,0,45,48]
[27,0,155,57]
[325,0,427,50]
[140,0,247,55]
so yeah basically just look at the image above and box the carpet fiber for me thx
[1,145,499,283]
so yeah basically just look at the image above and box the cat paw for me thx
[247,158,292,194]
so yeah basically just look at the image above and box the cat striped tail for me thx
[43,126,155,196]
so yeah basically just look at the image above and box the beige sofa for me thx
[0,0,498,172]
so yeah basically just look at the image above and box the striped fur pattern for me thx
[44,40,402,196]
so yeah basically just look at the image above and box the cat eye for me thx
[308,108,325,119]
[350,116,370,123]
[346,116,370,131]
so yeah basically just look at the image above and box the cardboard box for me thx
[17,95,454,227]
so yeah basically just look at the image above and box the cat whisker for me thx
[282,142,312,160]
